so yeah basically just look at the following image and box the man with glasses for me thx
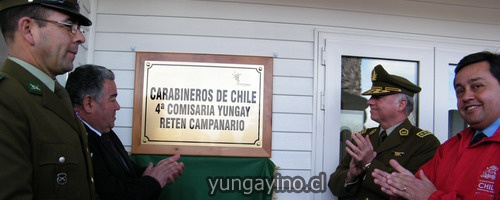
[0,0,97,199]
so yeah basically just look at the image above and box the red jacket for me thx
[416,127,500,200]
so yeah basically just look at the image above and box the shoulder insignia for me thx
[26,81,42,94]
[392,151,405,157]
[368,129,377,136]
[399,128,409,136]
[416,130,433,138]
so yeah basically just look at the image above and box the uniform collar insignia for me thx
[26,82,42,94]
[399,128,409,136]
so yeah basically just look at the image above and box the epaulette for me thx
[416,130,433,138]
[359,128,377,136]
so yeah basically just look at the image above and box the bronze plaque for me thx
[132,52,272,157]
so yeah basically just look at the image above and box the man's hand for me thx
[345,133,376,182]
[143,154,185,187]
[372,168,397,196]
[372,159,436,200]
[346,133,377,168]
[346,158,364,182]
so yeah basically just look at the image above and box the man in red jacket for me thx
[372,51,500,200]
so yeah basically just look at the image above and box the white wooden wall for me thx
[85,0,500,199]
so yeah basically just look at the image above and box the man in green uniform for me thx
[329,65,441,200]
[0,0,97,199]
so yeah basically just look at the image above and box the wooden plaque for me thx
[132,52,272,157]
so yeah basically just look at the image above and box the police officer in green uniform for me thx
[329,65,441,200]
[0,0,97,199]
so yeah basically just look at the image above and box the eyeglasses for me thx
[31,18,84,35]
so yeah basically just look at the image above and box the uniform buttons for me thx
[90,152,93,157]
[59,156,65,164]
[364,198,369,200]
[91,177,94,183]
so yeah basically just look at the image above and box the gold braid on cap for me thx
[385,87,402,92]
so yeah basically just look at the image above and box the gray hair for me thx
[393,93,415,116]
[66,64,115,107]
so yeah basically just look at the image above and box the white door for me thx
[314,29,435,200]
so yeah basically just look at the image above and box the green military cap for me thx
[361,64,421,97]
[0,0,91,26]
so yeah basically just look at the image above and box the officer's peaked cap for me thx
[0,0,91,26]
[361,65,421,97]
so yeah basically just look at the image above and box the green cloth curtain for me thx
[130,155,276,200]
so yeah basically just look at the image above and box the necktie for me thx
[470,132,487,146]
[100,133,131,172]
[379,130,387,145]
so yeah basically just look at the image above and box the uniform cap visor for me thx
[40,3,92,26]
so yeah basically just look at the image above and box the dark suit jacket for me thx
[329,119,441,200]
[0,59,97,199]
[84,124,161,200]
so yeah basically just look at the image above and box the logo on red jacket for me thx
[481,166,498,180]
[476,165,497,195]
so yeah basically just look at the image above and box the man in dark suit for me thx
[329,65,441,200]
[0,0,98,199]
[66,64,184,200]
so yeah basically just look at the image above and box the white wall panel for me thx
[273,77,313,95]
[272,113,312,133]
[272,132,312,151]
[94,51,314,76]
[113,70,135,89]
[272,95,312,114]
[117,89,134,108]
[94,51,136,70]
[197,0,500,24]
[274,59,314,78]
[94,33,313,59]
[97,0,500,41]
[115,108,133,127]
[96,15,313,42]
[271,151,311,169]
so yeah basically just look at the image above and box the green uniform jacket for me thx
[329,119,440,200]
[0,59,98,200]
